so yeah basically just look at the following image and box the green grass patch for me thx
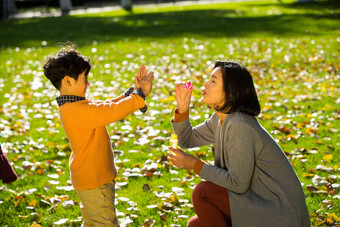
[0,0,339,226]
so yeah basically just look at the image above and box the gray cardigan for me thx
[172,112,310,227]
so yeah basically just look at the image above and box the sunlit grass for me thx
[0,0,339,226]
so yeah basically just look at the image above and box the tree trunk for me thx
[59,0,73,15]
[3,0,17,19]
[121,0,133,12]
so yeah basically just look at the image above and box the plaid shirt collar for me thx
[56,95,86,107]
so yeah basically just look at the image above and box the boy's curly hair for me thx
[43,47,91,90]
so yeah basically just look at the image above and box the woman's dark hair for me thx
[43,48,91,90]
[214,61,261,116]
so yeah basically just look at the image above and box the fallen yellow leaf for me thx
[36,169,44,175]
[323,154,333,162]
[325,218,334,224]
[167,96,175,101]
[13,200,20,207]
[29,200,37,208]
[263,114,272,119]
[327,212,340,222]
[302,173,314,178]
[321,186,328,191]
[286,134,296,140]
[29,222,42,227]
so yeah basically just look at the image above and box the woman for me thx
[168,61,310,227]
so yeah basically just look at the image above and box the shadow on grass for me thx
[284,0,340,9]
[0,9,339,48]
[245,0,340,10]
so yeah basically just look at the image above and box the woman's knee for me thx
[187,215,201,227]
[192,181,213,203]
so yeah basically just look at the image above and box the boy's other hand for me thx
[135,65,147,89]
[140,71,154,97]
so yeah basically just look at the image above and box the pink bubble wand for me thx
[185,81,193,90]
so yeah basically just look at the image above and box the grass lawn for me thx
[0,0,339,226]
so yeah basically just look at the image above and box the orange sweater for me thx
[58,94,145,190]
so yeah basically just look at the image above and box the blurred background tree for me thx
[2,0,188,18]
[2,0,18,18]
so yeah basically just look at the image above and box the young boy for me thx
[43,47,153,226]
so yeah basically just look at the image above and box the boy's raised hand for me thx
[139,71,154,97]
[135,65,147,89]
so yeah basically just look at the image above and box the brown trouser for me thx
[188,181,232,227]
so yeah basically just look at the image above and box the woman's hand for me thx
[176,83,192,113]
[167,147,199,169]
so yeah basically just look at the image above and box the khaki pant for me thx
[75,180,119,227]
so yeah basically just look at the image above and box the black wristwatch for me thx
[124,87,135,97]
[133,88,146,100]
[125,87,148,113]
[133,89,148,113]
